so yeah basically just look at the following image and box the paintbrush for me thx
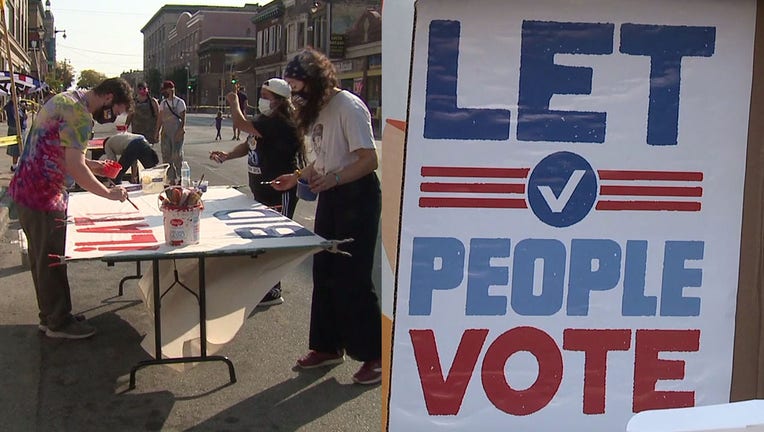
[107,179,140,211]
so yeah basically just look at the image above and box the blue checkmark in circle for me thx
[527,151,598,228]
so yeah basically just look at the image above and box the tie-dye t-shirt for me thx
[8,90,93,212]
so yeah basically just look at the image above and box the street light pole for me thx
[185,63,190,106]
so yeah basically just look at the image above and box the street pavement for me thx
[0,113,382,431]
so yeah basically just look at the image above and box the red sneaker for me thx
[352,359,382,385]
[296,350,345,369]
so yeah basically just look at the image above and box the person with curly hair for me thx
[8,77,132,339]
[273,48,382,385]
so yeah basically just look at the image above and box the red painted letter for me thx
[481,326,563,415]
[633,329,700,412]
[563,328,632,414]
[410,328,489,415]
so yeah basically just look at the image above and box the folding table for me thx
[63,186,329,388]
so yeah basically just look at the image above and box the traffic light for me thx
[231,73,237,85]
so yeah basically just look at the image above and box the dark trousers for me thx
[17,203,73,329]
[250,174,298,293]
[115,140,154,183]
[249,174,298,219]
[310,172,382,361]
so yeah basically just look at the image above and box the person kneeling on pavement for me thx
[102,132,159,183]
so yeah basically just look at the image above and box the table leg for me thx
[118,261,142,296]
[128,257,237,389]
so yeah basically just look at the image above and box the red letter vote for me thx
[481,326,563,415]
[633,329,700,412]
[563,329,632,414]
[409,329,489,415]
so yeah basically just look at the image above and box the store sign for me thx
[388,0,756,431]
[330,33,345,59]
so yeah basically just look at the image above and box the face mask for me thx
[138,88,148,96]
[93,105,116,124]
[258,98,274,116]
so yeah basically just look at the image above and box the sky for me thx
[52,1,253,79]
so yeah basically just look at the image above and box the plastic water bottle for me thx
[181,161,191,187]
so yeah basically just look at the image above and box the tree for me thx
[49,60,74,92]
[170,67,189,100]
[77,69,108,89]
[146,68,161,96]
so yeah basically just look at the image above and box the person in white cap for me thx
[211,78,306,306]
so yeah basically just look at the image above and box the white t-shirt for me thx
[309,90,375,175]
[158,95,186,122]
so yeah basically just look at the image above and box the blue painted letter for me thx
[620,24,715,145]
[466,238,510,315]
[518,21,614,143]
[622,240,657,316]
[660,241,703,316]
[409,237,465,315]
[424,20,511,140]
[567,239,622,315]
[511,239,566,316]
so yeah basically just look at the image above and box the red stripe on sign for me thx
[599,185,703,197]
[421,166,530,178]
[419,197,527,208]
[596,201,701,211]
[421,182,525,194]
[598,170,703,181]
[386,118,407,132]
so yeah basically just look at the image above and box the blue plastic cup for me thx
[296,178,317,201]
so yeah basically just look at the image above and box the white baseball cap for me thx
[262,78,292,99]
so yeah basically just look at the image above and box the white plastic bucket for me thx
[141,163,170,194]
[161,204,202,246]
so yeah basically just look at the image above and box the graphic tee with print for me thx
[309,90,375,176]
[8,91,93,212]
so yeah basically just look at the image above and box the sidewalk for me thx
[0,150,13,240]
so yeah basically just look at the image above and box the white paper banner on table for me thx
[66,186,324,367]
[137,251,315,368]
[65,186,326,260]
[388,0,755,431]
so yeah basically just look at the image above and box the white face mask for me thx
[258,98,273,115]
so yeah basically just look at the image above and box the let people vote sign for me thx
[388,0,756,430]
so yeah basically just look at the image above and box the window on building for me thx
[268,25,276,54]
[287,22,297,53]
[312,17,326,50]
[7,4,14,38]
[297,22,306,49]
[257,30,264,58]
[277,25,283,52]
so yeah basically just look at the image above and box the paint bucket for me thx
[141,163,170,194]
[103,160,122,179]
[296,178,317,201]
[161,204,202,246]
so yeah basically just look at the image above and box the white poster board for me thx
[65,187,325,364]
[388,0,756,430]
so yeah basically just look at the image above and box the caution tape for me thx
[0,135,20,147]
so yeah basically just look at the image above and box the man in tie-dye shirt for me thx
[8,77,133,339]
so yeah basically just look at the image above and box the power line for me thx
[57,44,141,57]
[54,7,147,17]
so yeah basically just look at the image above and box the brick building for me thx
[141,4,259,105]
[142,0,381,129]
